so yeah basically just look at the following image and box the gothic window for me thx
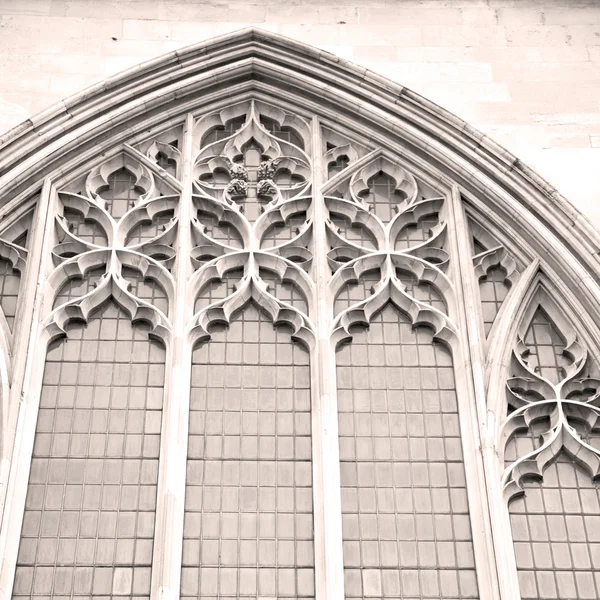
[1,30,599,600]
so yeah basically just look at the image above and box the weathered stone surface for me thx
[0,0,597,227]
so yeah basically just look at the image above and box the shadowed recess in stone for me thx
[12,301,165,599]
[337,303,478,599]
[182,304,314,599]
[479,266,510,337]
[0,256,21,330]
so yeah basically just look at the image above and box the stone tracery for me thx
[0,28,598,600]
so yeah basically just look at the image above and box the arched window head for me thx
[0,28,599,600]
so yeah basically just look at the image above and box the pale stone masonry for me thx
[0,0,599,228]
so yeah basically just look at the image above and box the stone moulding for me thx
[0,28,598,313]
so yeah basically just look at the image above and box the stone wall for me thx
[0,0,599,227]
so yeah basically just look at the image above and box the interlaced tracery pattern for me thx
[501,301,600,600]
[326,155,454,345]
[6,84,598,600]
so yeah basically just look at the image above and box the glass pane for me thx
[0,257,21,329]
[13,303,165,600]
[337,304,478,599]
[479,267,510,336]
[182,305,314,599]
[99,169,139,219]
[507,433,600,600]
[523,309,570,384]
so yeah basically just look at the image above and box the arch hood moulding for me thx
[0,28,599,308]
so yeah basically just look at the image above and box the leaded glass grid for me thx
[479,267,510,336]
[182,305,314,599]
[523,309,570,384]
[0,257,21,328]
[337,305,478,599]
[13,302,165,600]
[507,433,600,600]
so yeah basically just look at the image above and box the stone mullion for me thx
[310,116,345,600]
[150,113,195,600]
[447,184,503,600]
[0,179,59,600]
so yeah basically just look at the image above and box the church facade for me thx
[0,28,599,600]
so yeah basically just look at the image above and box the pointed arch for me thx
[0,27,599,600]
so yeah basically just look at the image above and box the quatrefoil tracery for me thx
[324,155,455,345]
[189,103,315,347]
[502,303,600,502]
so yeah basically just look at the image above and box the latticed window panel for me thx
[397,272,447,315]
[259,269,309,315]
[334,270,381,316]
[260,117,304,150]
[63,209,108,246]
[12,303,165,600]
[337,304,478,599]
[329,215,378,251]
[125,210,174,246]
[395,217,438,251]
[0,257,21,329]
[181,306,314,598]
[506,432,600,600]
[200,117,247,147]
[121,268,169,315]
[360,173,405,224]
[53,268,105,309]
[182,305,314,599]
[260,213,307,249]
[194,269,244,313]
[98,169,140,220]
[196,211,244,249]
[523,309,570,384]
[479,267,510,336]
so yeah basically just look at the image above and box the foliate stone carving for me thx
[257,158,279,181]
[189,101,314,348]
